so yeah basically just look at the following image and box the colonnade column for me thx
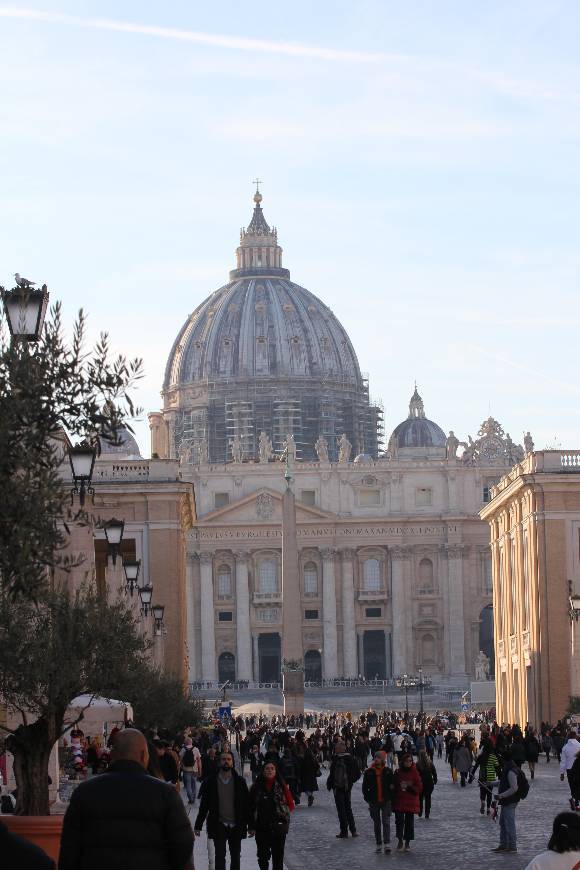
[445,543,467,676]
[234,552,252,681]
[321,548,338,679]
[199,553,217,681]
[340,548,357,678]
[390,546,409,676]
[185,555,196,683]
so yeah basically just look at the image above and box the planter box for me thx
[1,814,63,862]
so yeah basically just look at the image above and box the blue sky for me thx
[1,1,580,454]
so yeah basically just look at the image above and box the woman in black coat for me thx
[296,743,320,806]
[524,728,541,780]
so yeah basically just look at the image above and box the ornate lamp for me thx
[69,441,96,506]
[570,593,580,621]
[152,604,165,635]
[103,518,124,566]
[139,584,153,616]
[2,284,49,341]
[123,560,141,596]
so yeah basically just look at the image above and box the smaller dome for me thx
[353,453,373,464]
[388,387,446,451]
[99,427,142,459]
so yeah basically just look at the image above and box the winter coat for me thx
[362,765,396,806]
[194,770,250,840]
[298,748,319,793]
[326,752,360,791]
[393,765,423,814]
[511,739,527,766]
[249,779,294,835]
[453,745,472,774]
[0,821,55,870]
[417,761,438,794]
[58,759,193,870]
[524,736,540,763]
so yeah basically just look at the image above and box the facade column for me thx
[185,555,197,683]
[252,634,259,682]
[321,548,338,679]
[234,551,252,681]
[445,544,467,676]
[390,546,409,676]
[340,548,357,678]
[200,553,217,682]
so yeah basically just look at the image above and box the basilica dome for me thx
[388,388,446,453]
[160,188,383,464]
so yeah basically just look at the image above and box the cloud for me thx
[0,7,385,63]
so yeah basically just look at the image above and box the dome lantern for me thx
[231,182,289,280]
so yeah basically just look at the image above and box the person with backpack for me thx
[180,738,202,804]
[362,751,396,853]
[491,749,529,854]
[249,760,295,870]
[326,740,361,838]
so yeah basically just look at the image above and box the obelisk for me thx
[281,461,305,715]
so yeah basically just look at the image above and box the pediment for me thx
[198,488,335,525]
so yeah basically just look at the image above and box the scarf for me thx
[374,764,384,803]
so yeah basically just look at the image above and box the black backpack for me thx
[182,748,195,767]
[515,766,530,800]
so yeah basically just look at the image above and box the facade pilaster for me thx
[200,553,217,681]
[234,551,252,680]
[444,544,468,676]
[339,548,357,678]
[185,555,197,683]
[321,548,338,679]
[390,546,410,676]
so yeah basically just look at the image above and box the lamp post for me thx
[418,667,424,717]
[123,559,141,596]
[152,604,165,636]
[1,284,49,341]
[69,441,96,507]
[103,518,124,566]
[139,584,153,617]
[569,592,580,621]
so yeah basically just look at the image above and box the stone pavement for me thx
[189,753,571,870]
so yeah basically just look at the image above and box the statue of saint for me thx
[338,432,352,464]
[315,434,329,462]
[230,434,243,464]
[475,650,490,681]
[461,435,477,465]
[178,441,193,465]
[258,431,273,464]
[198,437,209,465]
[524,431,534,455]
[282,433,296,465]
[446,430,459,460]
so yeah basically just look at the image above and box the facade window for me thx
[258,559,279,594]
[304,562,318,596]
[483,555,493,596]
[359,488,381,507]
[218,611,233,622]
[257,608,280,623]
[301,490,316,506]
[415,487,432,507]
[365,607,382,618]
[214,492,230,509]
[217,565,232,599]
[421,633,436,665]
[522,533,530,630]
[483,486,491,503]
[363,558,381,591]
[305,609,319,620]
[510,538,517,635]
[418,558,434,593]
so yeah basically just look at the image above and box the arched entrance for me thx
[479,605,494,672]
[363,630,386,679]
[258,633,281,682]
[218,651,236,684]
[304,649,322,682]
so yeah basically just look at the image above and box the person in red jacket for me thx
[393,753,423,851]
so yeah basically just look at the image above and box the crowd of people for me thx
[1,708,580,869]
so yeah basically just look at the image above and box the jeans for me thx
[334,788,356,834]
[214,823,242,870]
[183,771,197,803]
[479,784,492,809]
[499,802,517,849]
[256,831,286,870]
[419,790,432,817]
[369,804,391,844]
[394,810,414,843]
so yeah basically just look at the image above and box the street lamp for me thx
[1,284,49,341]
[418,667,424,716]
[69,441,96,507]
[123,559,141,596]
[152,604,165,635]
[570,593,580,621]
[139,584,153,616]
[103,518,124,566]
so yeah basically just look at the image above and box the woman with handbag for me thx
[249,760,295,870]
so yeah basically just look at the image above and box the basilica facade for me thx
[141,189,532,689]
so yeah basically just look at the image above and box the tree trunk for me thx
[7,716,58,815]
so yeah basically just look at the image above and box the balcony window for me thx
[259,559,279,595]
[304,562,318,596]
[418,558,434,594]
[217,565,232,599]
[363,558,381,592]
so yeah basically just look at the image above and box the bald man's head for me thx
[110,728,149,768]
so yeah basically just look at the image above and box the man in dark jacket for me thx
[58,728,193,870]
[194,750,250,870]
[362,752,395,853]
[327,740,361,838]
